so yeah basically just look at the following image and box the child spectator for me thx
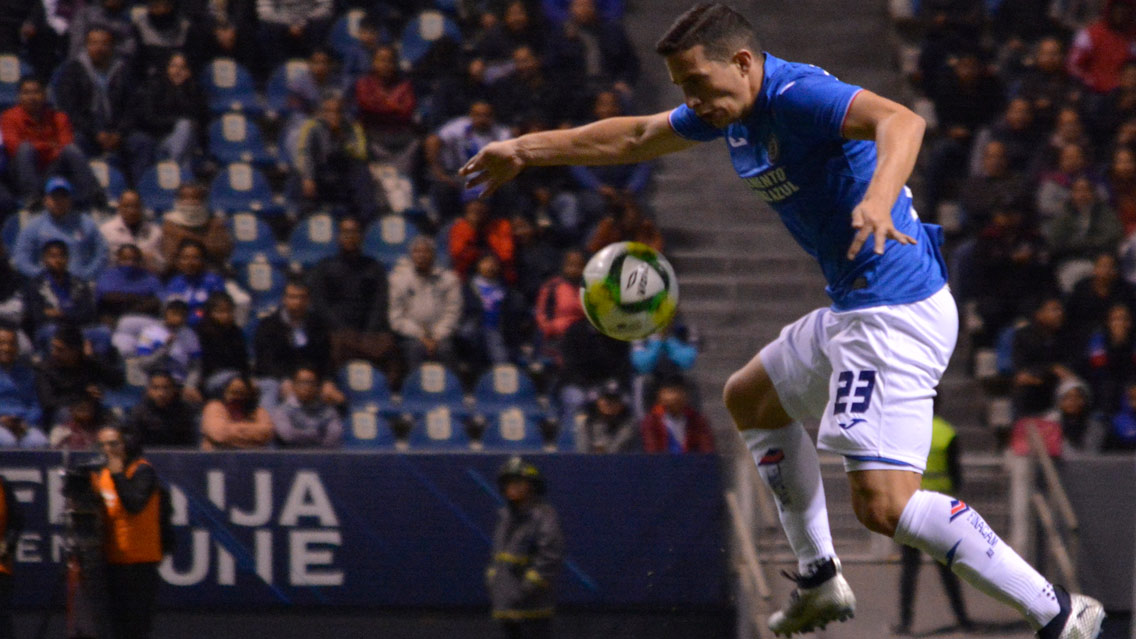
[0,323,48,448]
[272,366,343,448]
[388,237,463,373]
[640,378,714,454]
[122,369,198,447]
[25,240,97,341]
[200,375,273,450]
[136,299,203,403]
[195,291,251,394]
[458,255,529,373]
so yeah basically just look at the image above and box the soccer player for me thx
[459,4,1105,639]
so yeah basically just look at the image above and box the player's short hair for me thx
[655,3,760,61]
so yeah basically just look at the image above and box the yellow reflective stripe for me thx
[494,552,529,565]
[492,608,555,620]
[523,569,548,588]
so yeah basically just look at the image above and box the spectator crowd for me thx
[0,0,712,454]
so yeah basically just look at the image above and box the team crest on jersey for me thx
[765,134,780,163]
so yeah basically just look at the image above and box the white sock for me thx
[741,424,835,572]
[894,490,1061,629]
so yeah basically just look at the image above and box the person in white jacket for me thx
[388,237,462,373]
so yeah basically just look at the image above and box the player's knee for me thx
[851,492,903,537]
[723,370,761,425]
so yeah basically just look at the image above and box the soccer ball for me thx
[580,242,679,341]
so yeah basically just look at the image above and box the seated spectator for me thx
[135,52,208,173]
[958,140,1029,233]
[1035,106,1092,176]
[1067,0,1136,97]
[1106,145,1136,234]
[1065,252,1136,345]
[306,217,399,378]
[353,45,418,172]
[967,97,1041,178]
[55,27,152,185]
[425,57,494,131]
[579,378,640,453]
[122,369,197,447]
[1107,376,1136,450]
[389,237,463,373]
[1012,36,1078,132]
[544,0,639,99]
[570,90,654,227]
[640,377,714,454]
[458,255,530,373]
[1084,303,1136,414]
[195,291,251,393]
[35,324,124,426]
[256,0,334,61]
[12,178,109,281]
[1012,297,1078,416]
[286,47,344,107]
[0,77,102,207]
[471,1,546,64]
[556,316,629,431]
[293,95,379,221]
[631,320,698,417]
[1044,179,1123,291]
[534,248,586,363]
[1035,143,1098,222]
[1092,61,1136,146]
[131,0,197,80]
[68,0,138,61]
[1053,377,1108,455]
[96,244,163,322]
[0,249,25,327]
[49,392,114,450]
[161,238,227,325]
[197,10,260,74]
[512,214,561,305]
[160,184,233,270]
[253,278,342,407]
[200,374,273,450]
[0,323,48,448]
[586,197,663,254]
[25,240,97,341]
[449,194,516,281]
[272,365,343,448]
[491,45,577,128]
[425,101,512,222]
[341,16,383,86]
[99,190,165,273]
[136,299,203,403]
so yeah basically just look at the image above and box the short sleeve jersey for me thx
[668,53,947,310]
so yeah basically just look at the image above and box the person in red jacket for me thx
[354,45,418,171]
[1068,0,1136,95]
[641,378,714,453]
[534,248,585,362]
[0,77,100,207]
[448,194,515,282]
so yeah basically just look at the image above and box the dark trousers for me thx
[0,573,12,639]
[105,562,160,639]
[898,544,969,628]
[500,618,552,639]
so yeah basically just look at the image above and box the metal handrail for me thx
[1025,423,1080,584]
[1025,425,1079,532]
[726,490,772,639]
[1029,493,1081,592]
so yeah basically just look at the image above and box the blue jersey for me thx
[668,53,947,310]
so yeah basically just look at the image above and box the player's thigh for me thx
[725,308,831,431]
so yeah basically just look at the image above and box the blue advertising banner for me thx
[0,452,727,609]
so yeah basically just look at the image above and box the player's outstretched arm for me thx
[841,90,926,259]
[459,111,697,196]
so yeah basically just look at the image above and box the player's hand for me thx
[459,140,525,197]
[847,201,915,260]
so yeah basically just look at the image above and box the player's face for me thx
[666,45,755,128]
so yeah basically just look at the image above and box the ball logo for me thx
[619,257,664,304]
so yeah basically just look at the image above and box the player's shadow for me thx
[903,620,1031,637]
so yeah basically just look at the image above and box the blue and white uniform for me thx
[670,53,958,471]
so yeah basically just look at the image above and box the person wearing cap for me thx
[487,456,564,639]
[579,378,641,453]
[12,177,109,281]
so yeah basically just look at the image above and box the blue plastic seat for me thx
[473,364,540,415]
[228,212,284,265]
[398,10,462,69]
[237,256,286,314]
[362,214,418,268]
[265,59,309,117]
[340,359,393,408]
[210,163,283,216]
[203,58,262,116]
[400,362,465,416]
[406,405,472,449]
[137,161,191,214]
[208,113,276,167]
[327,9,368,58]
[103,357,148,417]
[288,213,338,268]
[88,160,127,206]
[1,210,34,252]
[344,404,397,448]
[0,55,32,108]
[479,407,545,451]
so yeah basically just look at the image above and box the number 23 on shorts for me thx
[834,370,876,414]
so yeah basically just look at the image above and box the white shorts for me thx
[758,286,958,473]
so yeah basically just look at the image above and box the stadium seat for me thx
[210,163,284,216]
[328,9,367,58]
[228,212,284,265]
[265,59,309,117]
[1,210,34,252]
[103,357,148,417]
[340,359,393,408]
[398,10,462,69]
[479,407,545,450]
[203,58,262,116]
[137,161,191,214]
[288,213,338,268]
[473,364,540,414]
[399,362,466,416]
[372,164,416,214]
[208,113,276,167]
[406,405,472,449]
[88,160,127,206]
[362,214,418,268]
[0,55,32,108]
[237,256,286,313]
[344,403,397,448]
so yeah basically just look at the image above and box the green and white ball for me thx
[580,242,679,341]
